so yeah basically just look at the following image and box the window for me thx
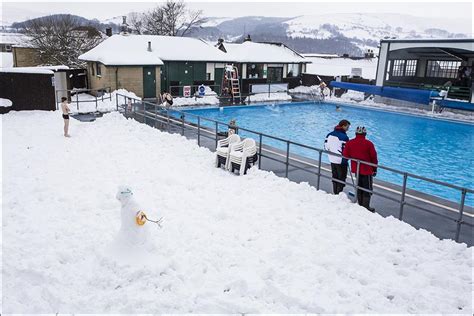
[426,60,461,78]
[90,63,95,76]
[95,62,102,77]
[287,63,300,77]
[405,60,417,76]
[391,59,417,77]
[246,64,264,79]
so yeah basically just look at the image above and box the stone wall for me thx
[13,47,42,67]
[87,62,161,98]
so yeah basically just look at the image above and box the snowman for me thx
[115,185,154,248]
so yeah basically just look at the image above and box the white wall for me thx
[376,42,389,86]
[206,63,215,80]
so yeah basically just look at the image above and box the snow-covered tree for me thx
[23,15,104,68]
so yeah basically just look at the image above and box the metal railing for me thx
[55,87,111,112]
[115,93,473,243]
[248,83,289,102]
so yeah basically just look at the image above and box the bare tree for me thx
[24,15,103,68]
[141,0,205,36]
[128,12,145,34]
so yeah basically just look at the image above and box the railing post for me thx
[258,133,263,168]
[154,104,158,128]
[455,189,467,242]
[181,114,185,135]
[116,94,118,111]
[317,150,322,190]
[95,97,98,111]
[197,116,201,146]
[285,141,290,177]
[355,160,361,203]
[215,121,218,148]
[76,93,79,111]
[166,110,170,132]
[398,173,408,220]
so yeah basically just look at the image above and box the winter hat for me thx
[356,126,367,134]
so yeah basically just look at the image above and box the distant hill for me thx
[189,13,469,56]
[10,14,121,33]
[6,13,470,57]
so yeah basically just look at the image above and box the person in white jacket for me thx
[324,119,351,194]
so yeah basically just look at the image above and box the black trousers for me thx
[331,163,348,194]
[357,174,373,209]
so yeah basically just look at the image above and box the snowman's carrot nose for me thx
[135,211,163,228]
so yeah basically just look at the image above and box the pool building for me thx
[375,38,474,104]
[78,34,310,99]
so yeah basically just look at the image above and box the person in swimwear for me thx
[60,97,71,137]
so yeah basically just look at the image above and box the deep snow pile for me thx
[172,86,220,107]
[2,111,472,313]
[64,89,140,114]
[289,85,321,95]
[246,92,292,103]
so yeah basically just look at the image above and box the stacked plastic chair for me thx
[228,138,258,175]
[215,134,241,169]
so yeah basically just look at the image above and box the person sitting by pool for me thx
[343,126,378,213]
[161,91,173,107]
[228,119,238,135]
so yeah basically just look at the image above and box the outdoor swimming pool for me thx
[182,102,474,204]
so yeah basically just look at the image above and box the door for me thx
[214,68,224,94]
[267,67,283,83]
[143,66,156,98]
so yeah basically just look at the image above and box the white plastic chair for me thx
[228,138,258,175]
[216,134,241,169]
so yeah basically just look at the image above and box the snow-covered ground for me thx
[64,89,140,114]
[2,110,472,313]
[303,55,377,80]
[246,92,292,103]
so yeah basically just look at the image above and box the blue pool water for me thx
[181,102,474,205]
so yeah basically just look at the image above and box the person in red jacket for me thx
[343,126,378,212]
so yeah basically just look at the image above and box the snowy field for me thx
[2,111,472,313]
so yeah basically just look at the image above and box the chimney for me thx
[147,41,152,52]
[106,27,112,37]
[244,34,252,42]
[121,16,129,34]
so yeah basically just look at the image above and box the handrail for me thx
[116,93,473,242]
[56,87,112,112]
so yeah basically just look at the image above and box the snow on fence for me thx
[115,93,474,244]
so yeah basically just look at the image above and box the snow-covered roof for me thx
[0,67,54,74]
[0,32,31,46]
[0,65,69,74]
[79,34,309,65]
[1,52,14,68]
[303,53,339,58]
[305,56,377,79]
[222,41,308,63]
[79,34,232,65]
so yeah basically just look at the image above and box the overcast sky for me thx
[1,0,473,28]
